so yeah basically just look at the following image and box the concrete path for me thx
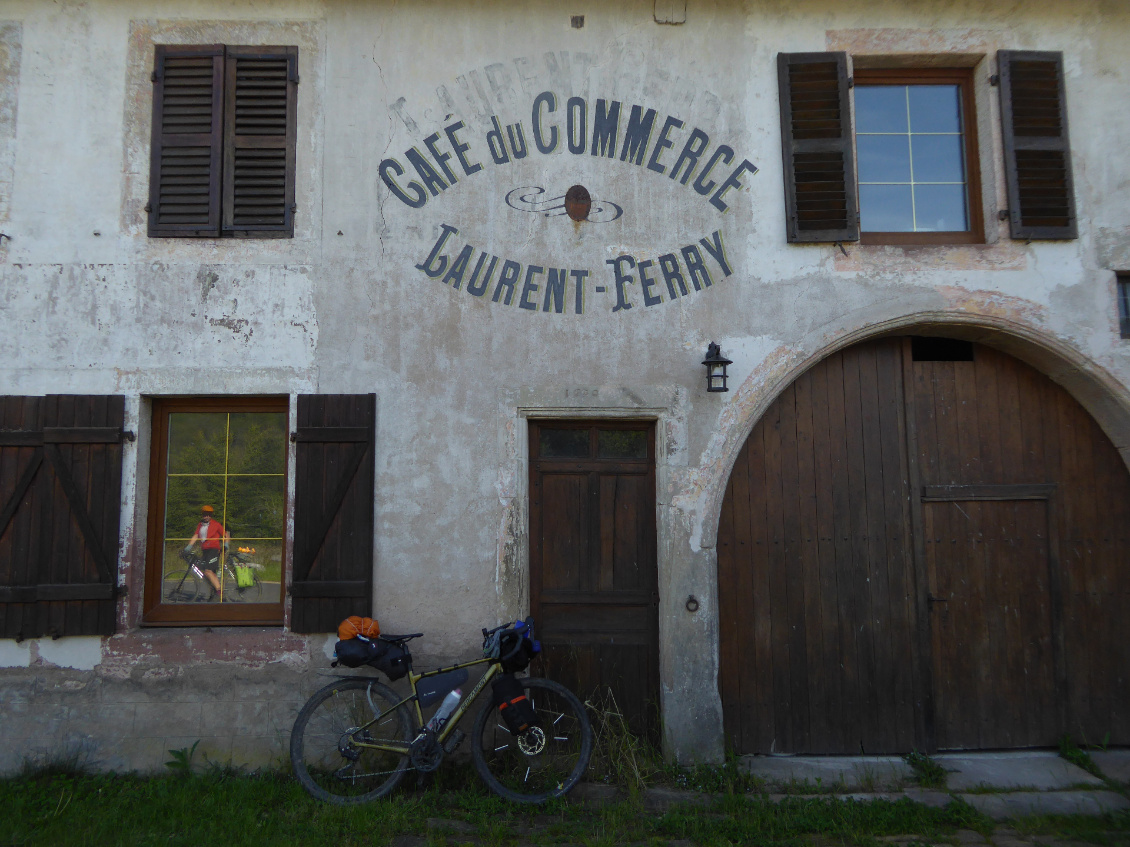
[738,750,1130,820]
[1092,750,1130,785]
[936,751,1103,791]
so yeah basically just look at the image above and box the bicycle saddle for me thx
[378,632,422,644]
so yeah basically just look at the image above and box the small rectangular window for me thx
[1119,274,1130,340]
[539,428,590,459]
[854,68,983,246]
[144,397,288,625]
[912,337,975,362]
[597,430,648,459]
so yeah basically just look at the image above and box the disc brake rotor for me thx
[516,726,547,756]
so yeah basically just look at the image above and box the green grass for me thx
[0,760,999,847]
[1011,810,1130,846]
[660,756,766,795]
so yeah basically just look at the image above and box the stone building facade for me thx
[1,0,1128,773]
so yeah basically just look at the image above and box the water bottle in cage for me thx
[426,688,462,731]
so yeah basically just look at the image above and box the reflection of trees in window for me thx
[163,412,286,546]
[597,430,647,459]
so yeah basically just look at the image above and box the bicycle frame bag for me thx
[416,668,469,708]
[491,673,537,733]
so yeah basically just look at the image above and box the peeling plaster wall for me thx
[0,0,1129,770]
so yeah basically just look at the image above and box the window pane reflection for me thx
[908,85,962,133]
[161,411,286,605]
[858,135,911,183]
[855,86,908,133]
[539,429,589,458]
[913,184,968,231]
[913,135,965,183]
[597,430,647,459]
[857,82,968,234]
[860,184,914,231]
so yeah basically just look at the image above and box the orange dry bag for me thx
[338,616,381,640]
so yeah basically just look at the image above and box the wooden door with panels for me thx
[923,488,1060,750]
[528,420,660,743]
[718,337,1130,754]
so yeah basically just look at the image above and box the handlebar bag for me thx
[491,673,538,733]
[499,621,541,673]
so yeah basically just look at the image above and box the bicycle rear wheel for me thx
[471,676,592,803]
[291,677,413,804]
[162,570,200,603]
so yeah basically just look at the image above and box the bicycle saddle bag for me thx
[491,673,537,734]
[333,637,382,668]
[368,641,409,681]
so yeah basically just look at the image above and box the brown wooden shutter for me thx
[148,45,224,237]
[998,50,1077,239]
[777,52,859,243]
[222,46,297,237]
[291,395,375,633]
[0,396,126,640]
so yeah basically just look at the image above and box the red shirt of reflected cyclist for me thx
[185,505,229,596]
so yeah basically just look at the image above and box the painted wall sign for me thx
[380,80,758,316]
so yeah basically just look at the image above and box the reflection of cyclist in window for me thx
[185,505,229,601]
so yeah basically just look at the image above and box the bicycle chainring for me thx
[409,731,444,773]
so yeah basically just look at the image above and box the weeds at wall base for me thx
[1058,734,1105,780]
[905,749,948,789]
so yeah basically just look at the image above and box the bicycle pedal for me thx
[443,729,465,753]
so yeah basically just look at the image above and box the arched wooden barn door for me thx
[717,336,1130,754]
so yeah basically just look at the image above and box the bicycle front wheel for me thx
[471,676,592,803]
[290,677,413,804]
[162,570,200,603]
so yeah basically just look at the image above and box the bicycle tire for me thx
[290,677,413,804]
[162,569,200,603]
[471,676,592,803]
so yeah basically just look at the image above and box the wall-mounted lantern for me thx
[702,342,732,393]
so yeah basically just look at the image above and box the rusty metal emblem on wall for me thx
[505,185,622,223]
